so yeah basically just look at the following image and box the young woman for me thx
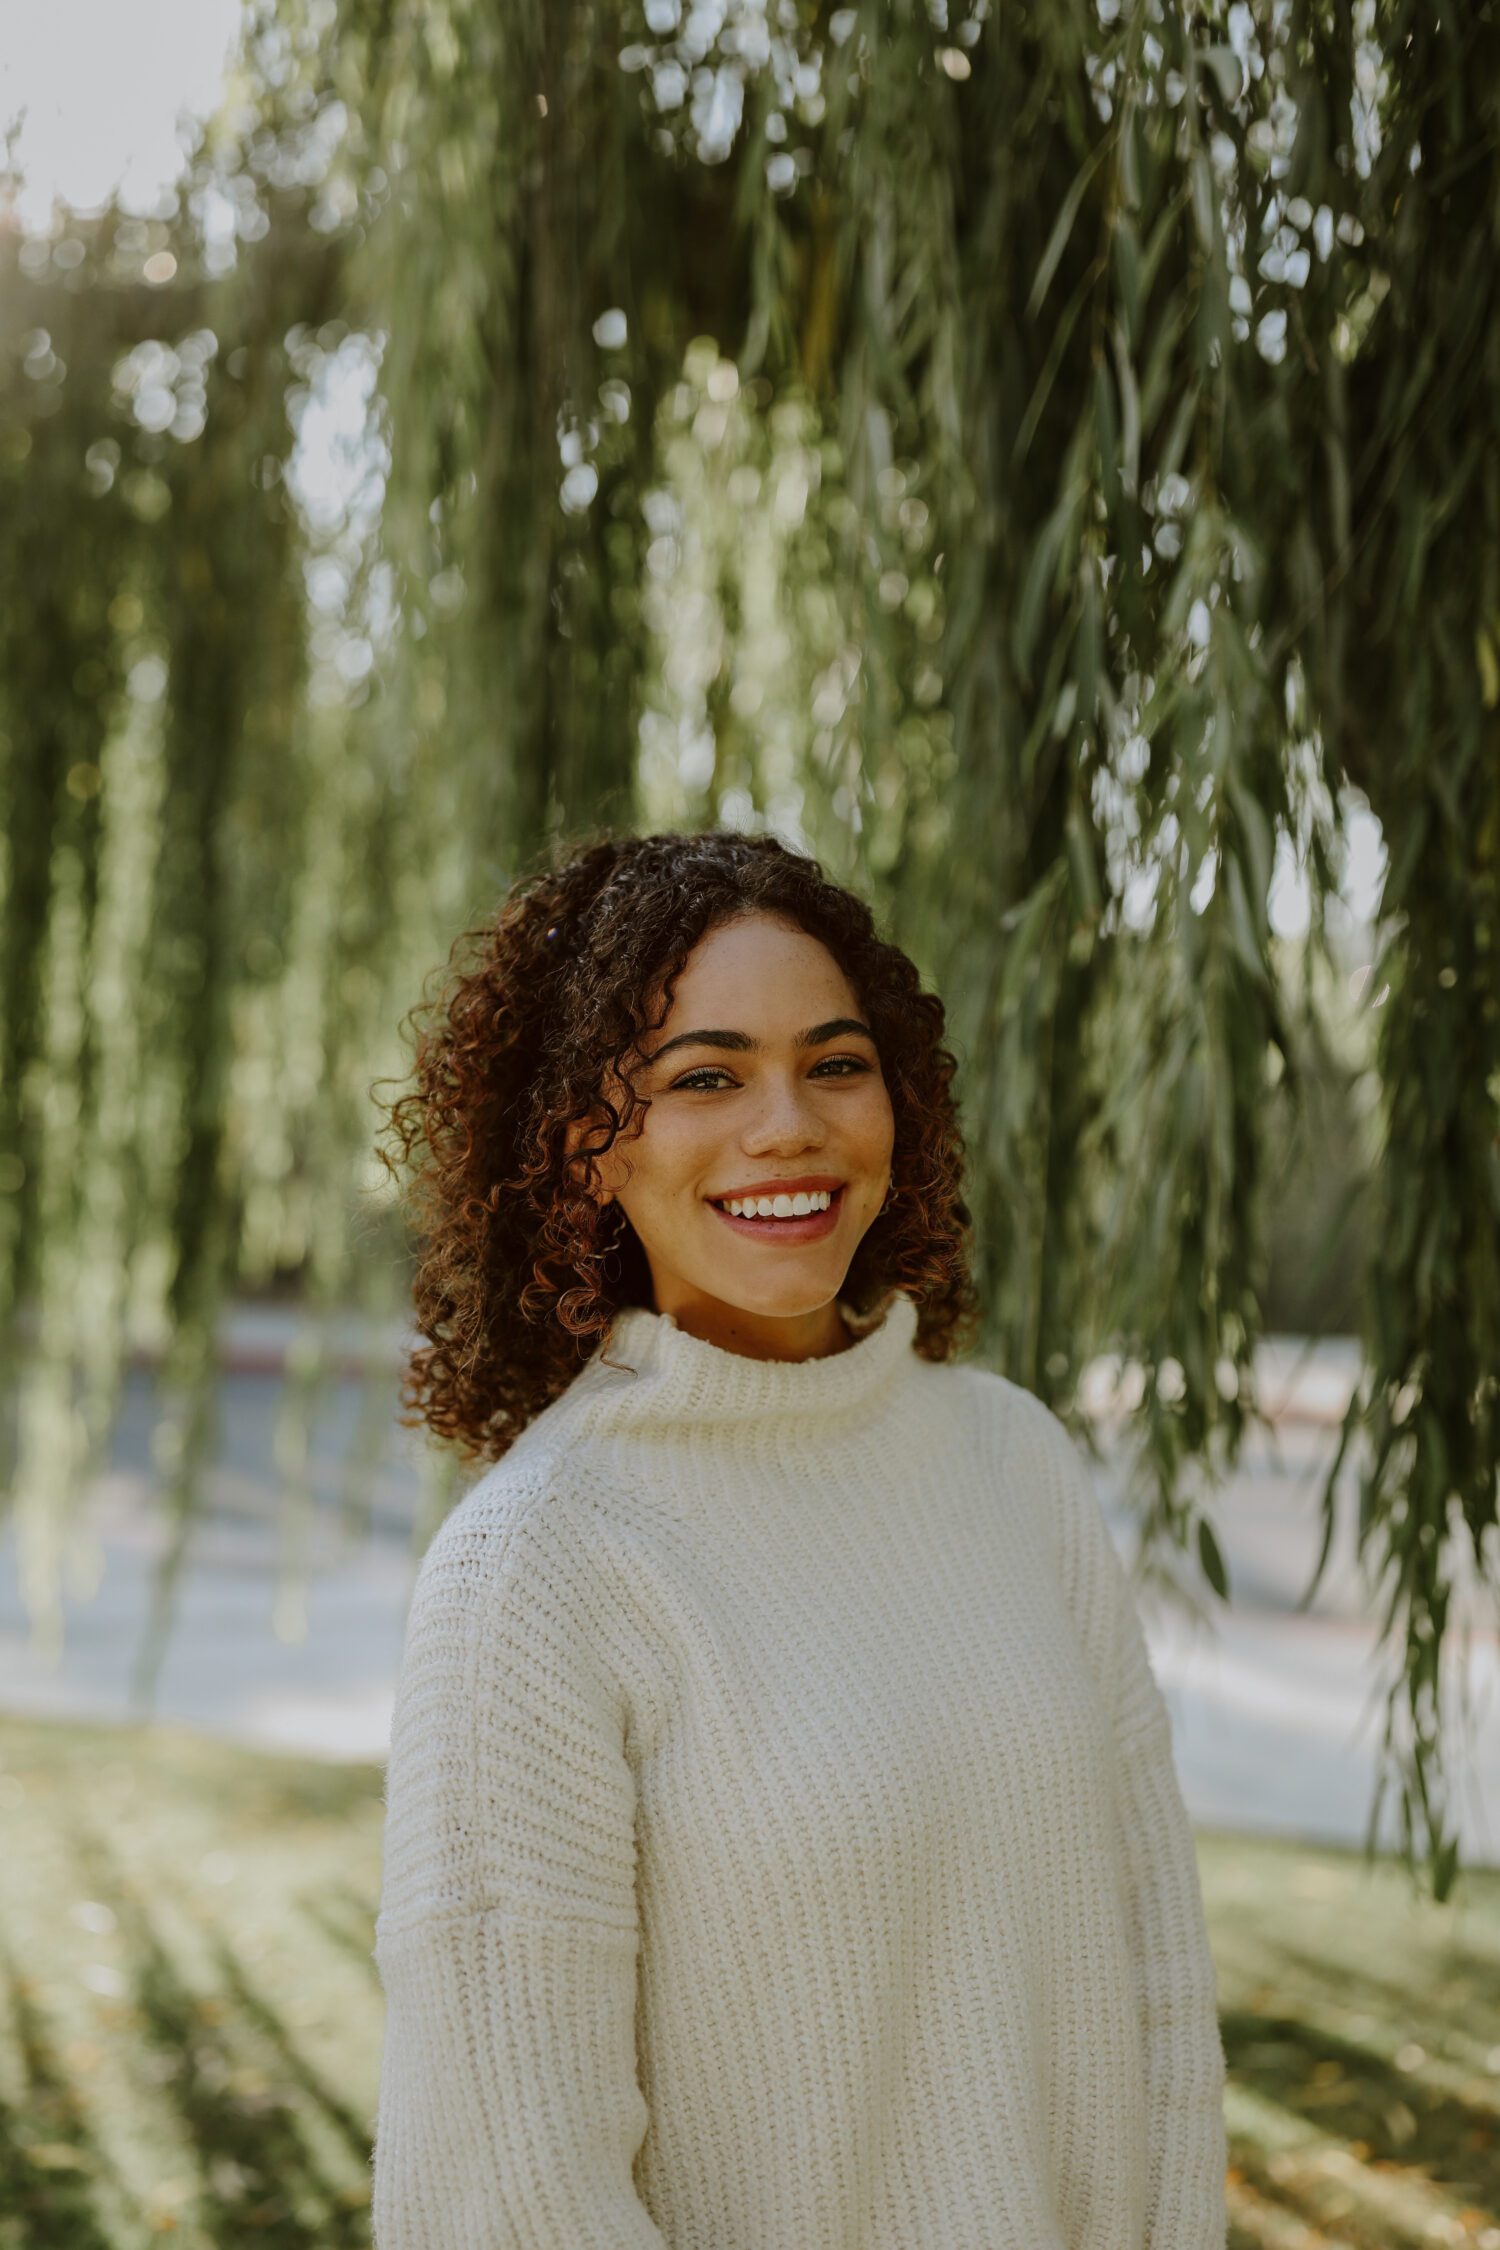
[370,827,1228,2250]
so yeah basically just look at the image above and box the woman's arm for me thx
[371,1460,666,2249]
[1035,1395,1230,2250]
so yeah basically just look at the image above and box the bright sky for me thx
[0,0,245,231]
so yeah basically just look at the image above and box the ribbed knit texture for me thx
[371,1289,1229,2249]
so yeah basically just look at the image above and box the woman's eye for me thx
[670,1056,872,1092]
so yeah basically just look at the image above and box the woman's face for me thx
[584,911,896,1358]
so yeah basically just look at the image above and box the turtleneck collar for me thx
[565,1288,921,1439]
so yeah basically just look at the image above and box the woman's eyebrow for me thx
[646,1017,874,1063]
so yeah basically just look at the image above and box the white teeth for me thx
[720,1189,834,1218]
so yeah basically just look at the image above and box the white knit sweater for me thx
[371,1289,1228,2250]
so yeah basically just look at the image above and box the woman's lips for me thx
[706,1185,845,1244]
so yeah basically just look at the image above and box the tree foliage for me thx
[0,0,1496,1898]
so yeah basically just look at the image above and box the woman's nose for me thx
[740,1076,827,1150]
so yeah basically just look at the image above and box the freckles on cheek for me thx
[637,1110,707,1193]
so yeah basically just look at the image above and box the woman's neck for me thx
[644,1288,855,1364]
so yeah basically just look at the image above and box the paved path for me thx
[2,1325,1496,1866]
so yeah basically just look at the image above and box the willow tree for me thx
[1,0,1495,1899]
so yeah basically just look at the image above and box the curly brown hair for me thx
[374,827,980,1461]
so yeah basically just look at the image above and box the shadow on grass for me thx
[1,1810,375,2248]
[0,1927,147,2248]
[1266,1931,1500,2053]
[204,1927,375,2167]
[1224,2006,1499,2210]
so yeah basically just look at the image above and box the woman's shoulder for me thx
[409,1427,602,1611]
[950,1356,1071,1454]
[945,1361,1105,1554]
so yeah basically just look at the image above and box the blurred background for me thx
[1,1,1499,2243]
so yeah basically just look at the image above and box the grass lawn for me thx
[0,1710,1496,2247]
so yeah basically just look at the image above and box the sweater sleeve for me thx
[371,1466,666,2250]
[1038,1400,1230,2250]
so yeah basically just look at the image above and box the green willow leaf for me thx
[1012,486,1082,688]
[1110,319,1142,500]
[1196,1512,1232,1602]
[1026,135,1113,321]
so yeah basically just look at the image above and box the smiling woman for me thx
[369,826,1229,2250]
[376,825,978,1446]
